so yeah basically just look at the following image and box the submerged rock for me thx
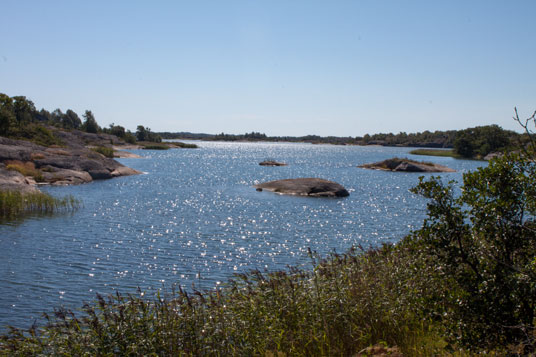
[358,158,455,173]
[254,178,349,197]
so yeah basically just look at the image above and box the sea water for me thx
[0,141,484,329]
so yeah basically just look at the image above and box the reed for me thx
[409,148,459,157]
[0,245,461,356]
[142,144,170,150]
[0,190,79,220]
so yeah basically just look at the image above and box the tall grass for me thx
[142,144,170,150]
[0,190,79,220]
[409,148,459,157]
[90,146,115,158]
[0,246,461,356]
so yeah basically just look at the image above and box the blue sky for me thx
[1,1,535,136]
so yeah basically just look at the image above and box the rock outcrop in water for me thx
[254,178,349,197]
[259,160,287,166]
[358,158,455,173]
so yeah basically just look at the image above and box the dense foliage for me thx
[136,125,162,143]
[410,153,536,350]
[0,93,142,145]
[453,124,516,158]
[0,94,86,135]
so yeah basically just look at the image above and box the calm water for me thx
[0,142,484,329]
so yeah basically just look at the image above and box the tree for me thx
[64,109,82,129]
[453,125,512,158]
[82,110,100,133]
[136,125,161,143]
[410,114,536,350]
[0,93,15,135]
[109,124,126,138]
[12,96,36,127]
[136,125,147,141]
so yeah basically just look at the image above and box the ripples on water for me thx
[0,142,484,328]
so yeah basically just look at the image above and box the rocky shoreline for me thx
[0,131,142,193]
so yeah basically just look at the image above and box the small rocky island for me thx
[358,158,455,172]
[254,178,349,197]
[259,160,287,166]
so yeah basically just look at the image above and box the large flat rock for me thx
[254,178,349,197]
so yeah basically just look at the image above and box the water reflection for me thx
[0,142,485,328]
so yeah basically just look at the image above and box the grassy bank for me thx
[140,141,199,150]
[0,190,79,220]
[409,148,459,158]
[0,246,454,356]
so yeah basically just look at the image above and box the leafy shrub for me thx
[410,153,536,351]
[10,124,65,147]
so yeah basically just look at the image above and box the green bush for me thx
[10,124,64,147]
[410,153,536,351]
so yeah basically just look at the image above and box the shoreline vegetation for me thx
[408,148,459,158]
[1,93,535,354]
[0,190,79,221]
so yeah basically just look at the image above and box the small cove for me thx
[0,141,485,329]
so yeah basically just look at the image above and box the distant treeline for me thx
[1,93,524,158]
[159,125,525,158]
[0,93,162,144]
